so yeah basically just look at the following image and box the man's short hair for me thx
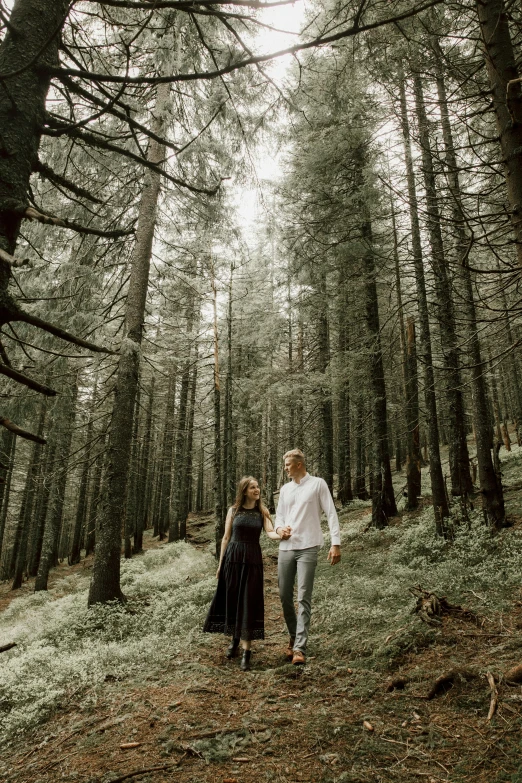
[283,448,306,466]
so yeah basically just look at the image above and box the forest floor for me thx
[2,452,522,783]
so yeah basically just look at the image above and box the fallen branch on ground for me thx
[103,756,185,783]
[486,672,498,721]
[0,642,17,653]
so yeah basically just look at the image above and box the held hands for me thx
[276,526,292,540]
[328,545,341,566]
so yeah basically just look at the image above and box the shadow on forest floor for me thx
[2,443,522,783]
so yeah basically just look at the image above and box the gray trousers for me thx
[278,546,320,653]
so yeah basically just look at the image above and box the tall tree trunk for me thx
[85,434,105,558]
[170,351,191,542]
[35,376,78,591]
[0,431,15,564]
[362,220,397,527]
[88,80,170,605]
[0,0,68,261]
[476,0,522,267]
[223,266,234,507]
[391,198,421,508]
[399,75,449,533]
[28,434,57,576]
[314,264,334,491]
[354,396,368,500]
[287,276,296,447]
[135,377,154,552]
[434,49,506,528]
[11,398,47,589]
[296,312,305,449]
[179,359,198,538]
[413,74,472,500]
[405,318,422,508]
[159,368,176,540]
[125,385,141,557]
[211,267,225,558]
[337,262,353,504]
[69,418,93,566]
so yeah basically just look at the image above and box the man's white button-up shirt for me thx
[275,473,341,550]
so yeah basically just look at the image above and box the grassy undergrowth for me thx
[311,447,522,671]
[0,542,215,744]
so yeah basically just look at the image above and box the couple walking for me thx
[203,449,341,671]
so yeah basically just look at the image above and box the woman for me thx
[203,476,282,671]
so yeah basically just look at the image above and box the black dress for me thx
[203,506,265,641]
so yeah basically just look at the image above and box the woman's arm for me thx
[263,513,281,541]
[216,507,234,576]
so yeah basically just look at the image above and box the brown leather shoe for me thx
[285,638,295,661]
[292,650,306,666]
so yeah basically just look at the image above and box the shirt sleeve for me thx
[275,485,286,530]
[319,479,341,545]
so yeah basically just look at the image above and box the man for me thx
[275,448,341,666]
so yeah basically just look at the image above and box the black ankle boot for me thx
[240,649,252,671]
[226,638,240,659]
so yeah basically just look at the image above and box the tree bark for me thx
[362,220,397,527]
[337,261,353,504]
[0,0,68,259]
[35,375,78,591]
[134,377,154,552]
[399,75,449,533]
[0,430,15,563]
[88,80,170,605]
[28,434,56,576]
[211,266,225,558]
[433,48,505,528]
[391,197,421,508]
[69,417,93,566]
[405,318,422,508]
[475,0,522,267]
[354,396,368,500]
[11,398,47,589]
[413,73,472,499]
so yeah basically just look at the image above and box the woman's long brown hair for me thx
[232,476,271,523]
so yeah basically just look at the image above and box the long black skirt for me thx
[203,541,265,641]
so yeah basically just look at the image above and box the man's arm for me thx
[319,479,341,564]
[275,486,291,539]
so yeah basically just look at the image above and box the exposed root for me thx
[386,675,409,692]
[410,585,478,626]
[426,668,480,700]
[504,663,522,684]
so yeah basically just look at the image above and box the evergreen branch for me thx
[43,123,222,195]
[0,364,57,396]
[88,0,297,8]
[50,0,445,85]
[13,309,117,355]
[22,206,134,238]
[33,160,104,204]
[0,417,47,444]
[58,75,182,154]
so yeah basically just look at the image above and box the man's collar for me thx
[293,472,310,485]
